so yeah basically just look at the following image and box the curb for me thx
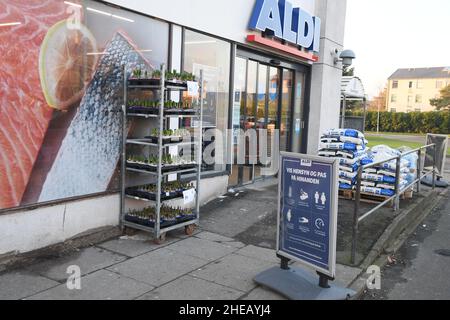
[347,187,449,299]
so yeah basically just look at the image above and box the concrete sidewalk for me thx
[0,176,444,300]
[0,229,361,300]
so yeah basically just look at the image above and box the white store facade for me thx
[0,0,347,256]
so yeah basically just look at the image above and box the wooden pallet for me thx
[358,192,394,205]
[339,189,354,200]
[338,188,414,205]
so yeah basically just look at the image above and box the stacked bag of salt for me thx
[358,145,410,197]
[318,129,369,190]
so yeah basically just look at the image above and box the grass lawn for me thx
[366,136,450,156]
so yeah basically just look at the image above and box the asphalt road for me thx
[362,187,450,300]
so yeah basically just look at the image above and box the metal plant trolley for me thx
[120,64,204,243]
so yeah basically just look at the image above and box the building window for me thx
[0,0,170,211]
[415,108,421,112]
[407,95,413,106]
[436,80,444,89]
[392,80,398,89]
[390,108,397,113]
[391,94,397,103]
[409,81,414,89]
[183,29,231,173]
[416,80,424,89]
[406,108,412,113]
[415,95,423,103]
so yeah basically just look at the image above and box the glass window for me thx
[392,80,398,89]
[257,65,268,130]
[415,95,423,103]
[407,95,413,106]
[436,80,443,89]
[183,30,231,173]
[416,80,424,89]
[391,94,397,103]
[409,81,414,89]
[280,70,293,152]
[390,108,397,113]
[0,0,169,211]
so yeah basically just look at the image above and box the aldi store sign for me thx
[249,0,321,52]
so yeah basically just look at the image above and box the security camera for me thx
[333,49,356,67]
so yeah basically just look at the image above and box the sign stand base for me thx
[254,266,356,300]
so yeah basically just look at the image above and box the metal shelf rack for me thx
[120,64,204,242]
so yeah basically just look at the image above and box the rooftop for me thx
[388,67,450,80]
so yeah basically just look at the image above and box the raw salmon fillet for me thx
[0,1,69,209]
[39,31,153,201]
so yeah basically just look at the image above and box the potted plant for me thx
[152,69,161,80]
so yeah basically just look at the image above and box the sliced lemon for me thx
[39,20,98,110]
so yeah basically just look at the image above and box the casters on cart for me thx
[154,233,167,245]
[123,227,138,237]
[185,224,196,236]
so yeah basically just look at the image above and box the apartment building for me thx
[386,67,450,112]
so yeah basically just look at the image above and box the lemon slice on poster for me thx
[39,20,98,110]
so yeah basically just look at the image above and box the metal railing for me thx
[350,143,437,265]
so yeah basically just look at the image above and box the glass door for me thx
[291,71,306,153]
[230,53,306,187]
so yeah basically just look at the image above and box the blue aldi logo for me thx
[249,0,321,52]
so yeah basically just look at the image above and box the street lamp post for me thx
[377,99,380,133]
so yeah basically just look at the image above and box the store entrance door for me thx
[229,52,308,187]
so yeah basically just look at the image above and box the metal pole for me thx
[433,144,437,190]
[362,98,367,134]
[417,149,422,194]
[394,156,401,211]
[195,70,204,219]
[341,94,347,129]
[120,65,127,231]
[156,64,166,239]
[377,100,380,133]
[351,167,362,265]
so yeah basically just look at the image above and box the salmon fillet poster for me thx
[0,0,158,210]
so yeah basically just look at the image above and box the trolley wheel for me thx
[123,227,138,236]
[154,233,167,245]
[185,224,196,236]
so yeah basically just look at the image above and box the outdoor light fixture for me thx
[185,40,217,45]
[332,48,356,67]
[87,7,134,22]
[0,22,21,27]
[64,1,82,8]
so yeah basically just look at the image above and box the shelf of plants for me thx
[120,64,203,241]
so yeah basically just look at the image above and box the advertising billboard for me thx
[277,152,339,277]
[0,0,168,210]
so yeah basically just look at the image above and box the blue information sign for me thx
[277,152,338,277]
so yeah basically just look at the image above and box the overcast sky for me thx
[344,0,450,99]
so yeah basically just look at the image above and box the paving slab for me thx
[30,247,127,282]
[242,286,287,300]
[0,271,59,300]
[107,247,208,287]
[234,245,279,264]
[138,275,243,300]
[190,254,275,292]
[195,231,246,248]
[165,237,237,261]
[291,262,362,288]
[27,270,153,300]
[97,233,179,258]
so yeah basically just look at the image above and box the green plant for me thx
[152,69,161,79]
[346,111,450,134]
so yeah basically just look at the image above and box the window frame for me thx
[392,80,398,89]
[181,27,234,177]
